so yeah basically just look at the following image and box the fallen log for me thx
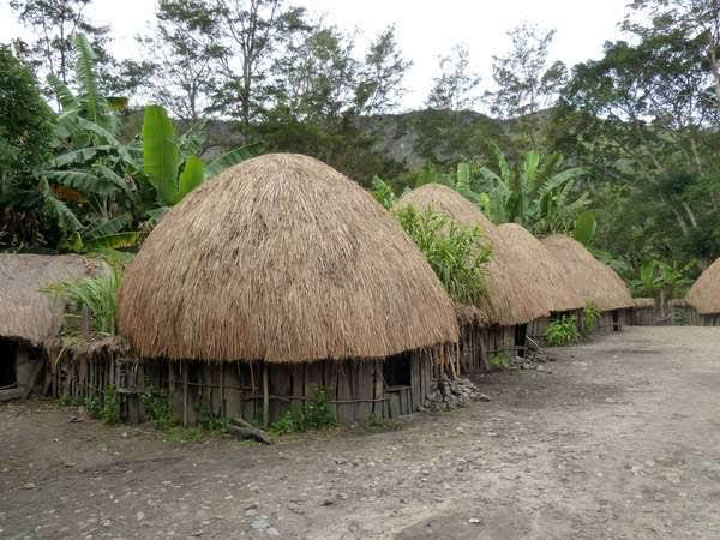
[227,417,272,444]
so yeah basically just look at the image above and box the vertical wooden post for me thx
[183,361,188,427]
[220,364,226,417]
[263,363,270,429]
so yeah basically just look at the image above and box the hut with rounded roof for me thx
[495,224,585,342]
[119,154,459,425]
[541,235,634,332]
[396,185,550,372]
[0,254,97,400]
[688,257,720,325]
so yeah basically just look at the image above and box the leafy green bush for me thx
[395,204,492,305]
[583,301,600,333]
[489,351,510,369]
[270,387,336,435]
[142,388,172,429]
[544,316,579,346]
[84,385,119,424]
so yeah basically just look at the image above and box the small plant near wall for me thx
[544,316,579,347]
[489,351,511,369]
[270,387,336,435]
[583,301,601,334]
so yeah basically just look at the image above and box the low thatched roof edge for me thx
[688,257,720,314]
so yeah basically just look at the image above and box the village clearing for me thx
[1,326,719,540]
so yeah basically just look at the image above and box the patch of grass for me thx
[363,413,401,432]
[163,426,207,443]
[81,385,119,424]
[583,301,600,334]
[141,388,173,430]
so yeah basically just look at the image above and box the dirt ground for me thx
[2,326,720,540]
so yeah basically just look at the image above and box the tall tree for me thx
[154,0,226,121]
[426,44,480,111]
[10,0,113,89]
[355,25,412,114]
[486,23,567,150]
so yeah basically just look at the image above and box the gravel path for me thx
[1,326,719,540]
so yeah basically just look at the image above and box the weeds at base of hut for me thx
[545,316,580,346]
[490,352,511,370]
[269,387,336,436]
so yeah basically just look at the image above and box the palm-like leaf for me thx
[204,143,262,179]
[143,105,179,206]
[179,155,205,198]
[75,34,99,122]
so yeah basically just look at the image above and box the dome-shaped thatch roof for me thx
[0,254,97,345]
[119,154,459,363]
[689,257,720,314]
[495,224,584,313]
[541,235,633,311]
[396,185,549,325]
[634,298,655,308]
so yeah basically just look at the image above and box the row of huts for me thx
[1,154,717,425]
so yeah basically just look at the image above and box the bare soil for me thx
[2,326,720,540]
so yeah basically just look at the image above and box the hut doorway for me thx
[612,310,620,332]
[515,324,528,358]
[0,339,18,387]
[384,352,411,387]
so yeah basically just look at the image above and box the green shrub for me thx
[270,387,336,435]
[583,301,600,333]
[395,204,492,305]
[83,385,119,424]
[142,388,172,429]
[545,316,579,346]
[489,351,510,369]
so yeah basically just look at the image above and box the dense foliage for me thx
[2,0,719,291]
[395,205,492,305]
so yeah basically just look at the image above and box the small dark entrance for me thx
[0,339,18,387]
[384,352,411,386]
[612,310,620,332]
[515,324,528,358]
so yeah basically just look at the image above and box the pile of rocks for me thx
[420,378,490,412]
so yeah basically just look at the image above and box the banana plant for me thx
[142,104,261,209]
[43,33,141,252]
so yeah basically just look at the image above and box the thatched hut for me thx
[541,235,634,332]
[495,224,584,342]
[396,185,549,372]
[628,298,658,326]
[688,257,720,325]
[0,254,93,399]
[119,154,459,425]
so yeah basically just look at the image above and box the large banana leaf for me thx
[48,76,79,112]
[84,215,132,240]
[75,34,98,122]
[179,156,205,198]
[574,210,596,246]
[204,143,262,179]
[143,105,179,206]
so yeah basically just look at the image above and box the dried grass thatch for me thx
[396,184,549,325]
[541,235,634,311]
[495,224,584,313]
[0,254,97,345]
[633,298,656,308]
[689,257,720,314]
[119,154,459,363]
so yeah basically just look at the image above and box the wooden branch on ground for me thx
[227,417,272,445]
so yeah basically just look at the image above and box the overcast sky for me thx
[0,0,630,111]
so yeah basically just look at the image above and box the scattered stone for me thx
[251,518,271,530]
[468,518,481,524]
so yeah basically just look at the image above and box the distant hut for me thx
[396,185,549,371]
[688,257,720,325]
[629,298,657,326]
[0,254,93,399]
[119,154,459,425]
[541,235,634,332]
[495,224,584,342]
